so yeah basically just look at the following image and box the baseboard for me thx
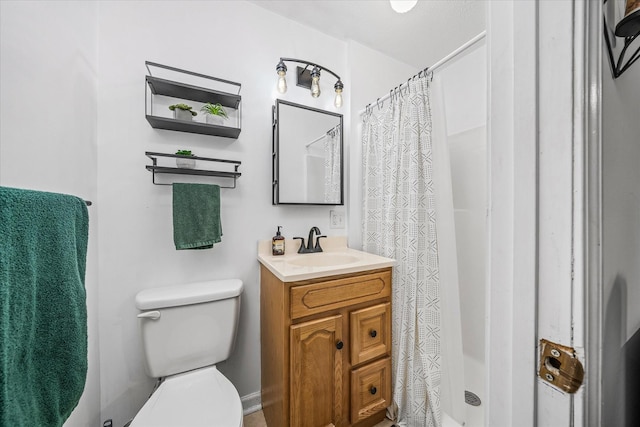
[241,391,262,415]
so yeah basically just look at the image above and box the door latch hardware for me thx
[538,339,584,393]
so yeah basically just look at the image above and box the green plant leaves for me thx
[200,102,228,119]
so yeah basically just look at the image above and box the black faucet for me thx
[293,226,327,254]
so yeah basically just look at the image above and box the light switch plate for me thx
[329,210,345,229]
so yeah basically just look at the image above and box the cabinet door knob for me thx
[369,329,377,338]
[336,340,344,350]
[370,386,377,395]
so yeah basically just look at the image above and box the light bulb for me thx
[310,66,321,98]
[275,60,288,94]
[277,71,287,94]
[311,77,321,98]
[334,80,344,108]
[334,89,343,108]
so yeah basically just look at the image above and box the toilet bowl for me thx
[130,366,243,427]
[130,279,244,426]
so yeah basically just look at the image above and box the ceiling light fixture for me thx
[275,58,344,108]
[390,0,418,14]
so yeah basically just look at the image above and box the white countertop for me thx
[257,236,395,282]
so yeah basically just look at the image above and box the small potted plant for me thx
[201,102,228,126]
[169,104,197,121]
[175,149,196,169]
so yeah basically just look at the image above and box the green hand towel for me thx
[172,183,222,250]
[0,186,89,427]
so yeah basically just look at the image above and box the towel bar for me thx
[144,152,241,188]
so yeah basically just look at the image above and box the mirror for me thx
[273,99,343,205]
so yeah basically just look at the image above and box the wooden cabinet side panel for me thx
[260,265,288,427]
[290,315,343,427]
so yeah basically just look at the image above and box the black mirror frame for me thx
[272,99,344,206]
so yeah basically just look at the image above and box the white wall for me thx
[95,2,411,425]
[601,48,640,427]
[602,53,640,345]
[0,1,100,426]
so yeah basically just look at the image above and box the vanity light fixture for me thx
[275,57,345,108]
[604,0,640,78]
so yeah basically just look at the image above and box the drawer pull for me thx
[369,329,377,338]
[336,340,344,350]
[370,386,377,395]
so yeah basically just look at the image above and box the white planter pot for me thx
[173,109,193,121]
[176,157,196,169]
[206,114,225,126]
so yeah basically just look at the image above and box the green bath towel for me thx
[0,186,89,427]
[172,183,222,250]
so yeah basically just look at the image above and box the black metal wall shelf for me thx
[145,61,242,139]
[146,75,241,108]
[145,151,241,188]
[145,116,241,139]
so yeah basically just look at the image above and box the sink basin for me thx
[258,236,395,281]
[286,253,359,267]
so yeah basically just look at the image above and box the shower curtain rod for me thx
[358,31,486,116]
[305,124,340,148]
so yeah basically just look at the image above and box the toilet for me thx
[130,279,244,427]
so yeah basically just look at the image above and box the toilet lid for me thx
[130,366,243,427]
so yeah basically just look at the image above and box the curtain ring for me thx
[376,98,381,110]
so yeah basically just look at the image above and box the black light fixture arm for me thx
[603,0,640,78]
[604,22,640,78]
[279,57,343,82]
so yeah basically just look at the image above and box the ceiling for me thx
[248,0,486,69]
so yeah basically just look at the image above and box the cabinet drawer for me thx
[350,303,391,366]
[350,357,391,424]
[290,270,391,320]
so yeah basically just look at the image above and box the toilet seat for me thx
[130,366,243,427]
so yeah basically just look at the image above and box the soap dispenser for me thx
[272,226,285,256]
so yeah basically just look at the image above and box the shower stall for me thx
[435,39,487,427]
[358,35,487,427]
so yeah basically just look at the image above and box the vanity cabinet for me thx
[260,265,392,427]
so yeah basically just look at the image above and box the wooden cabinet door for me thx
[290,315,343,427]
[350,357,391,423]
[350,303,391,366]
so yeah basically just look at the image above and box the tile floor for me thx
[243,410,396,427]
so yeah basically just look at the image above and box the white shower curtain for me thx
[324,126,341,203]
[362,75,465,427]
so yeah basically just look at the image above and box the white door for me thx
[486,1,602,426]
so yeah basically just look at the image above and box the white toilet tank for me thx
[135,279,243,378]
